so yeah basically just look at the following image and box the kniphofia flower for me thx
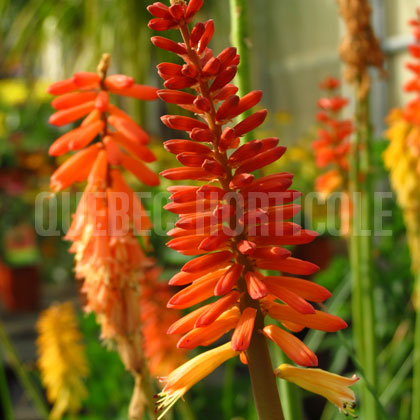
[48,55,159,372]
[148,0,356,415]
[313,76,352,234]
[384,10,420,273]
[36,302,89,420]
[275,364,359,417]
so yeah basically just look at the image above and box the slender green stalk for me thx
[272,345,302,420]
[354,92,379,420]
[412,271,420,420]
[229,0,253,142]
[0,321,49,419]
[0,350,14,420]
[221,357,236,419]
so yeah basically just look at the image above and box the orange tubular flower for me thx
[148,0,355,415]
[313,77,353,235]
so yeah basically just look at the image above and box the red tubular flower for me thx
[148,2,349,415]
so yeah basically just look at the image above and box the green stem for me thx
[0,349,14,420]
[351,91,379,420]
[272,344,302,420]
[0,321,49,419]
[229,0,253,142]
[412,271,420,420]
[246,309,285,420]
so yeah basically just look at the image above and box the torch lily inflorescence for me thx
[36,302,89,420]
[313,76,353,235]
[48,54,159,373]
[148,0,357,417]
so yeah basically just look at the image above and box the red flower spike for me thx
[148,9,348,407]
[313,76,352,204]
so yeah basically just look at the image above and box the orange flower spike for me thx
[275,364,359,416]
[312,76,352,200]
[263,324,318,367]
[148,1,350,410]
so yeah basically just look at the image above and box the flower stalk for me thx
[337,1,385,418]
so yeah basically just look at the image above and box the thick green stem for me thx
[350,92,378,420]
[229,0,252,142]
[412,271,420,420]
[0,321,49,419]
[246,310,285,420]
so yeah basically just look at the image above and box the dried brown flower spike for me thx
[337,0,386,98]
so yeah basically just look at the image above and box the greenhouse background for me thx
[1,0,420,419]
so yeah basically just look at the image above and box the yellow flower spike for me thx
[384,108,420,274]
[156,342,238,419]
[36,302,89,420]
[275,364,359,417]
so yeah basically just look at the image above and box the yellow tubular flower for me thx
[275,364,359,416]
[36,302,89,420]
[156,342,239,419]
[384,109,420,273]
